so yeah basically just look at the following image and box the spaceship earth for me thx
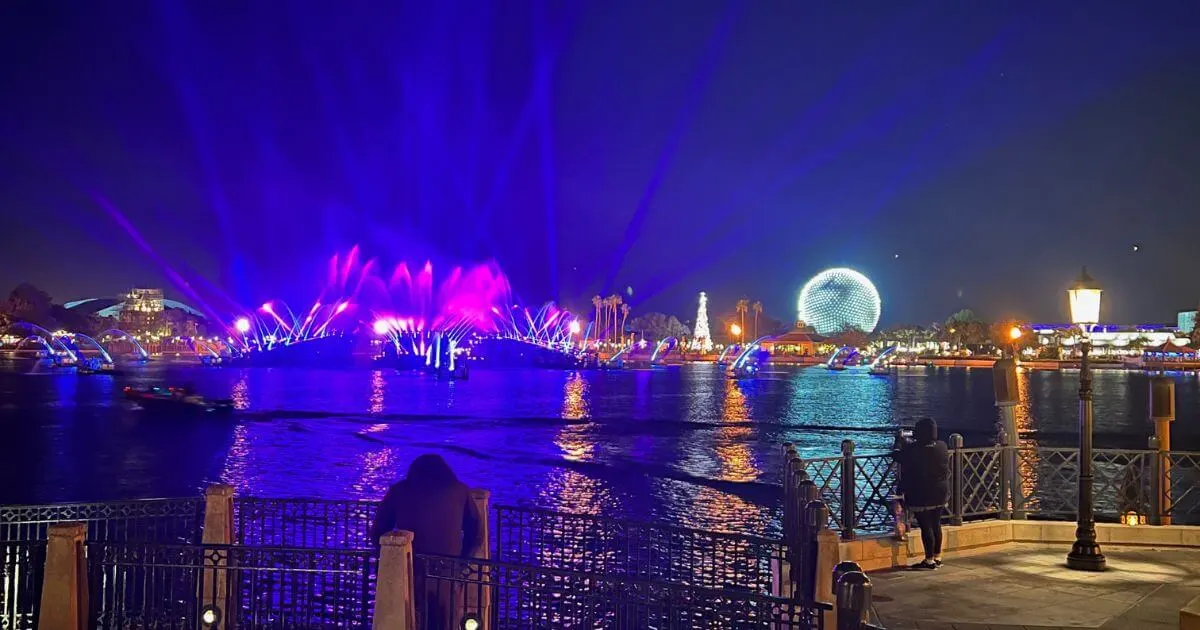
[797,268,882,335]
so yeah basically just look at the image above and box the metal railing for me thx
[234,496,377,549]
[231,498,790,596]
[1,541,44,630]
[785,437,1200,537]
[86,541,376,629]
[492,504,788,594]
[0,497,202,630]
[414,552,828,630]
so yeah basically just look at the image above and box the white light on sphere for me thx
[797,268,881,335]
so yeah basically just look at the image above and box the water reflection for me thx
[715,380,758,483]
[231,372,250,410]
[561,372,589,419]
[369,370,385,414]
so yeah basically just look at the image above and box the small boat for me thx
[123,386,235,415]
[869,365,890,376]
[826,363,846,371]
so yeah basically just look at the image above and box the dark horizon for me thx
[2,1,1199,327]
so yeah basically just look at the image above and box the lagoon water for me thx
[1,360,1196,536]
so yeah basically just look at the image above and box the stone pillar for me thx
[373,531,416,630]
[38,522,88,630]
[201,484,235,629]
[465,489,491,630]
[1150,377,1174,525]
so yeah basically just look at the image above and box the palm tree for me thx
[752,301,763,340]
[621,303,631,344]
[592,295,602,342]
[736,298,749,344]
[608,295,622,342]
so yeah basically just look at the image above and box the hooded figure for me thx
[894,418,949,569]
[371,454,481,556]
[372,455,481,630]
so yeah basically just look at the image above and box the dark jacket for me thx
[894,419,950,508]
[371,454,482,557]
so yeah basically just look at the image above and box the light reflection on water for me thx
[1,360,1196,537]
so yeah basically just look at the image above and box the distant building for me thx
[118,288,168,336]
[64,290,206,339]
[1180,310,1197,334]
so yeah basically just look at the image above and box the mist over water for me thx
[2,361,1195,537]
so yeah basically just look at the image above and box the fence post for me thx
[790,480,817,598]
[373,530,416,630]
[201,484,235,629]
[1148,436,1163,526]
[38,522,87,630]
[949,434,965,526]
[1150,377,1174,525]
[997,429,1012,520]
[814,505,840,626]
[840,440,856,540]
[801,500,828,603]
[466,489,491,630]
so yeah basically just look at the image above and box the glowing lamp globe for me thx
[1068,267,1102,327]
[234,317,251,334]
[796,268,881,335]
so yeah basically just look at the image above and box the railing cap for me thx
[950,433,964,448]
[47,521,87,540]
[380,529,414,547]
[205,483,235,498]
[841,439,856,455]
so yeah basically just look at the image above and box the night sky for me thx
[2,1,1198,327]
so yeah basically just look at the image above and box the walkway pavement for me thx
[868,543,1200,629]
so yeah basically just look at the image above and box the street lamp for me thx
[1009,326,1022,358]
[730,323,743,343]
[1066,266,1105,571]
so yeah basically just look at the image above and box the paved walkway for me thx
[868,544,1200,629]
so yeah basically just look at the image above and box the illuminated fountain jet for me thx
[368,260,510,373]
[494,302,580,351]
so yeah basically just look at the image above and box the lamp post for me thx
[730,323,743,345]
[1009,326,1022,359]
[1066,267,1105,571]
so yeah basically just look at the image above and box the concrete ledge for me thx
[832,520,1200,572]
[1182,593,1200,630]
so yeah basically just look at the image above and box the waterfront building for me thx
[64,290,207,339]
[1033,323,1191,358]
[759,322,826,356]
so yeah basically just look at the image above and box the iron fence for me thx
[0,498,202,630]
[86,541,375,629]
[492,504,788,595]
[792,442,1200,536]
[0,497,203,544]
[233,497,377,549]
[414,553,827,630]
[1,541,44,630]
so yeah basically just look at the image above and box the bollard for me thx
[835,570,872,630]
[1150,377,1174,525]
[373,531,416,630]
[466,489,492,630]
[39,522,88,630]
[840,440,857,540]
[949,434,965,526]
[813,504,839,612]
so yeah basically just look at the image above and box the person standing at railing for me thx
[371,454,482,630]
[894,418,949,570]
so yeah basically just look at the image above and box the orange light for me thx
[1009,326,1022,340]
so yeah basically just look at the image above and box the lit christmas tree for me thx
[692,291,713,352]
